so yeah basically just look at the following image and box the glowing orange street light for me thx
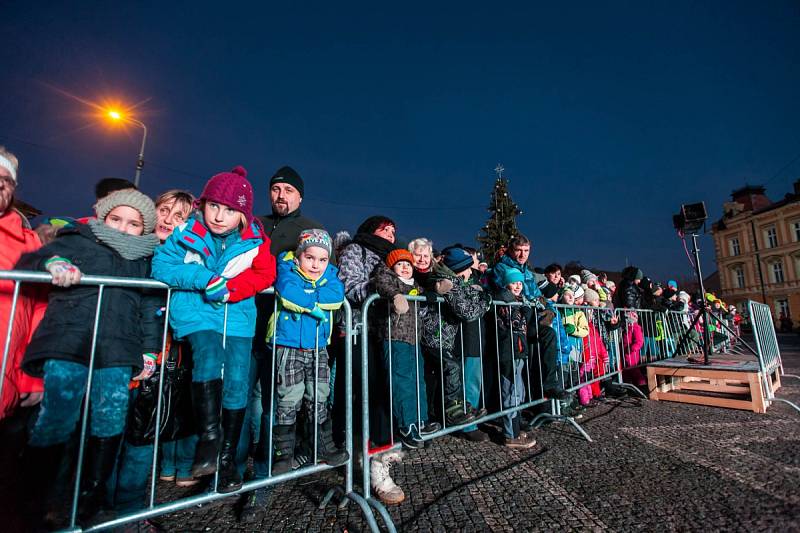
[104,108,147,187]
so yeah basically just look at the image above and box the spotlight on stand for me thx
[672,201,712,363]
[672,202,708,234]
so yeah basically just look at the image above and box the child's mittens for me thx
[44,256,82,287]
[308,305,328,322]
[392,294,409,314]
[205,276,230,305]
[435,279,453,295]
[133,353,158,381]
[564,323,577,335]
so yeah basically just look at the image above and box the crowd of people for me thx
[0,144,743,529]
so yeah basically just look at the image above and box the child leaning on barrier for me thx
[419,247,491,427]
[370,248,441,449]
[17,189,162,524]
[152,166,277,494]
[493,269,537,449]
[559,287,591,406]
[268,229,349,474]
[621,311,646,386]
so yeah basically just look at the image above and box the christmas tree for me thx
[477,164,523,264]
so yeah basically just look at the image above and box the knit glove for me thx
[205,276,230,305]
[308,305,328,322]
[564,323,577,335]
[133,353,158,381]
[435,279,453,295]
[392,294,409,315]
[44,256,82,287]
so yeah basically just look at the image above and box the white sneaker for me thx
[370,456,405,504]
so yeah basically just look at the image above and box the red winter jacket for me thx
[0,210,46,419]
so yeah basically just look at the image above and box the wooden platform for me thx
[646,355,781,413]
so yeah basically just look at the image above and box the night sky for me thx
[3,1,799,281]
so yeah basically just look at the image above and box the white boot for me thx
[370,454,405,504]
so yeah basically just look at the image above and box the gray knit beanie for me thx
[94,189,157,234]
[296,228,333,257]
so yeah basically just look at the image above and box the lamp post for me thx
[107,110,148,188]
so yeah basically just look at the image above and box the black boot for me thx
[21,443,66,528]
[271,424,296,475]
[216,408,246,493]
[78,434,122,524]
[317,418,349,467]
[191,380,223,477]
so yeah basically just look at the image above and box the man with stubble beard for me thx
[238,166,324,521]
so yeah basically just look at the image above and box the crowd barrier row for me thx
[0,270,792,533]
[0,270,383,533]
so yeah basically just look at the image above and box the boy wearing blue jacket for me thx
[269,229,348,474]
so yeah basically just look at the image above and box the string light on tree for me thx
[477,163,522,263]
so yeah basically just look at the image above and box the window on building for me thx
[728,237,740,256]
[793,220,800,242]
[776,299,790,318]
[770,260,784,283]
[732,266,745,289]
[765,227,778,248]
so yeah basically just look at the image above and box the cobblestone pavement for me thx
[141,334,800,532]
[4,336,797,532]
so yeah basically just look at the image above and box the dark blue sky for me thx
[3,1,799,280]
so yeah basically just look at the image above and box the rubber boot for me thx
[191,380,223,477]
[217,408,246,493]
[317,418,349,466]
[271,424,296,475]
[78,434,122,524]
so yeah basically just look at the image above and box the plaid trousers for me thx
[275,345,330,425]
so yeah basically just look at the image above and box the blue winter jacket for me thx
[268,251,344,350]
[151,217,267,339]
[491,254,571,363]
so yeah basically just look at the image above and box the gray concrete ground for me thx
[144,334,800,532]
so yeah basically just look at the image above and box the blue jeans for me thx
[501,360,525,439]
[161,436,198,478]
[187,331,252,409]
[236,354,264,477]
[382,341,427,431]
[462,357,483,432]
[30,359,131,447]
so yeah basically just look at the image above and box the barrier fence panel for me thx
[359,293,633,530]
[747,300,800,415]
[0,270,379,533]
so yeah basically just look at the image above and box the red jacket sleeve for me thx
[226,238,277,302]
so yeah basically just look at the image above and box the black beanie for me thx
[357,215,396,236]
[270,166,304,197]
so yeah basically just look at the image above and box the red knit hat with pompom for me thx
[195,165,254,225]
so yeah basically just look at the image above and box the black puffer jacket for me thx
[17,224,162,377]
[613,267,644,310]
[493,288,532,362]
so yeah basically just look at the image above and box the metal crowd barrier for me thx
[747,300,800,414]
[359,294,571,532]
[0,270,380,532]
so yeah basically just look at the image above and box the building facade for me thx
[711,180,800,324]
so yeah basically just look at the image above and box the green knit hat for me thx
[94,189,157,234]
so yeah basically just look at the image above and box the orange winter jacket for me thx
[0,209,46,419]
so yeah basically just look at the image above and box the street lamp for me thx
[106,109,148,188]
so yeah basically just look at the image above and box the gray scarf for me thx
[88,219,160,260]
